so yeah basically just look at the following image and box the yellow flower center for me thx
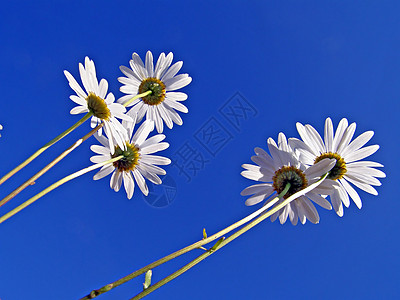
[314,152,346,180]
[86,92,111,121]
[111,142,140,172]
[272,166,308,199]
[138,77,166,105]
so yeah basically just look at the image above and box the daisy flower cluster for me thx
[241,118,385,225]
[0,47,389,300]
[64,52,191,199]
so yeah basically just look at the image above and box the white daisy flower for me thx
[90,116,171,198]
[64,56,132,153]
[118,51,192,133]
[0,124,2,137]
[289,117,385,216]
[241,133,338,225]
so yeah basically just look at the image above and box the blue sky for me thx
[0,1,399,299]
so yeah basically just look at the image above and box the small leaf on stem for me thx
[203,228,207,239]
[143,270,152,290]
[210,237,225,252]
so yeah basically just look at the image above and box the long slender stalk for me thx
[0,91,151,207]
[0,91,153,209]
[0,113,92,185]
[130,175,328,299]
[132,248,212,300]
[129,183,289,300]
[0,156,123,224]
[0,124,103,208]
[80,197,280,299]
[81,174,328,299]
[0,90,150,187]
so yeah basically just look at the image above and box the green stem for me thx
[80,196,279,300]
[81,174,328,299]
[130,175,327,299]
[123,91,152,107]
[0,156,122,224]
[0,90,149,186]
[0,90,151,207]
[0,112,92,185]
[129,183,291,300]
[0,123,103,208]
[132,250,211,300]
[0,90,149,188]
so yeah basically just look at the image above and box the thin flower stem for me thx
[129,183,290,300]
[130,176,328,299]
[0,123,103,208]
[0,90,149,186]
[0,90,151,208]
[132,249,211,300]
[81,174,328,299]
[80,195,280,299]
[123,91,152,107]
[0,112,92,185]
[0,156,123,224]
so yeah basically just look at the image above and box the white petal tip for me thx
[336,211,344,217]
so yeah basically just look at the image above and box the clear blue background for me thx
[0,1,398,299]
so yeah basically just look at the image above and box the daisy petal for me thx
[347,166,386,178]
[93,165,115,180]
[145,51,154,77]
[131,120,155,146]
[161,61,183,81]
[305,124,325,153]
[296,122,320,156]
[70,106,88,115]
[123,171,135,199]
[341,131,374,158]
[345,174,381,192]
[300,197,320,224]
[133,169,149,196]
[345,145,379,163]
[332,118,348,153]
[141,154,171,165]
[140,134,166,149]
[279,205,289,224]
[241,183,273,196]
[70,95,87,106]
[307,192,332,210]
[90,155,107,164]
[337,122,356,155]
[64,70,87,99]
[119,65,142,81]
[330,188,344,217]
[158,104,174,129]
[165,92,188,101]
[165,75,192,91]
[346,161,383,168]
[164,98,188,113]
[141,142,169,155]
[346,171,382,186]
[324,117,334,152]
[339,178,363,208]
[90,145,109,155]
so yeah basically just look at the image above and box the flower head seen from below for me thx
[289,117,385,216]
[90,116,171,198]
[64,56,132,153]
[241,133,338,225]
[118,51,192,133]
